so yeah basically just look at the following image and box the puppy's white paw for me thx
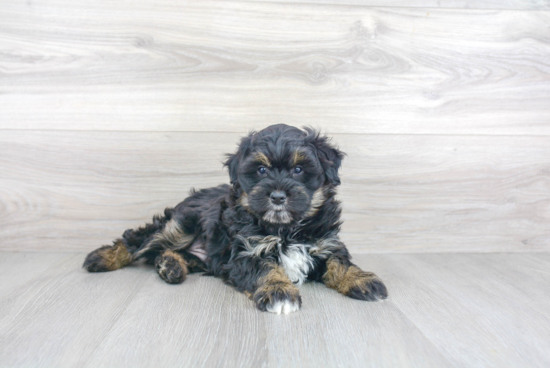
[253,277,302,315]
[266,299,301,315]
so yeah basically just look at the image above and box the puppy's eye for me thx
[258,166,267,175]
[293,166,303,174]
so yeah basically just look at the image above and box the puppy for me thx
[83,124,388,314]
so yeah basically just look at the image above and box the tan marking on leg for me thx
[96,240,133,271]
[156,249,189,283]
[239,235,281,257]
[322,257,377,295]
[309,236,344,259]
[157,219,194,249]
[258,266,294,288]
[134,219,193,258]
[254,152,271,167]
[254,265,302,314]
[254,266,300,300]
[163,250,187,269]
[186,258,207,273]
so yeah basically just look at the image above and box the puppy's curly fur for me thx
[84,124,387,314]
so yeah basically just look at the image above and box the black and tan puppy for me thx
[84,124,388,314]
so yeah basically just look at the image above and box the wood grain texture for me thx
[365,253,550,367]
[2,252,550,367]
[83,271,269,368]
[263,282,452,368]
[1,131,549,252]
[0,252,67,298]
[0,251,453,368]
[244,0,550,10]
[84,267,452,368]
[0,253,153,368]
[1,1,550,135]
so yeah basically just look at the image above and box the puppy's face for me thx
[225,125,344,226]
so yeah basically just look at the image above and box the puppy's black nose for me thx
[270,191,287,205]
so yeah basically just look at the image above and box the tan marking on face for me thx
[322,257,378,295]
[291,150,307,166]
[250,186,263,195]
[262,209,292,224]
[96,240,133,271]
[304,187,326,218]
[254,152,271,167]
[293,186,307,196]
[240,192,249,208]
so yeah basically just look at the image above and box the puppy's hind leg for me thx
[84,209,197,277]
[137,211,198,283]
[155,250,188,284]
[83,239,134,272]
[83,212,170,272]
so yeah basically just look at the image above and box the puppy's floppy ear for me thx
[224,132,253,185]
[304,127,345,186]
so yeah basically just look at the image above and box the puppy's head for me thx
[224,124,344,226]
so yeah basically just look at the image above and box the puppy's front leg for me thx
[322,256,388,301]
[253,265,302,315]
[226,254,302,314]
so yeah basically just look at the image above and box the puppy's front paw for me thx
[344,267,388,301]
[324,261,388,301]
[253,284,302,315]
[155,251,188,284]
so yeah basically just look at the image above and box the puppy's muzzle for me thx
[270,190,287,205]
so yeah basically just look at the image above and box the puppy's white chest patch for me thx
[239,235,317,285]
[279,243,314,286]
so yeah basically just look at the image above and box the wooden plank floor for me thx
[1,252,549,368]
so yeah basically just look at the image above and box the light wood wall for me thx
[1,0,549,252]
